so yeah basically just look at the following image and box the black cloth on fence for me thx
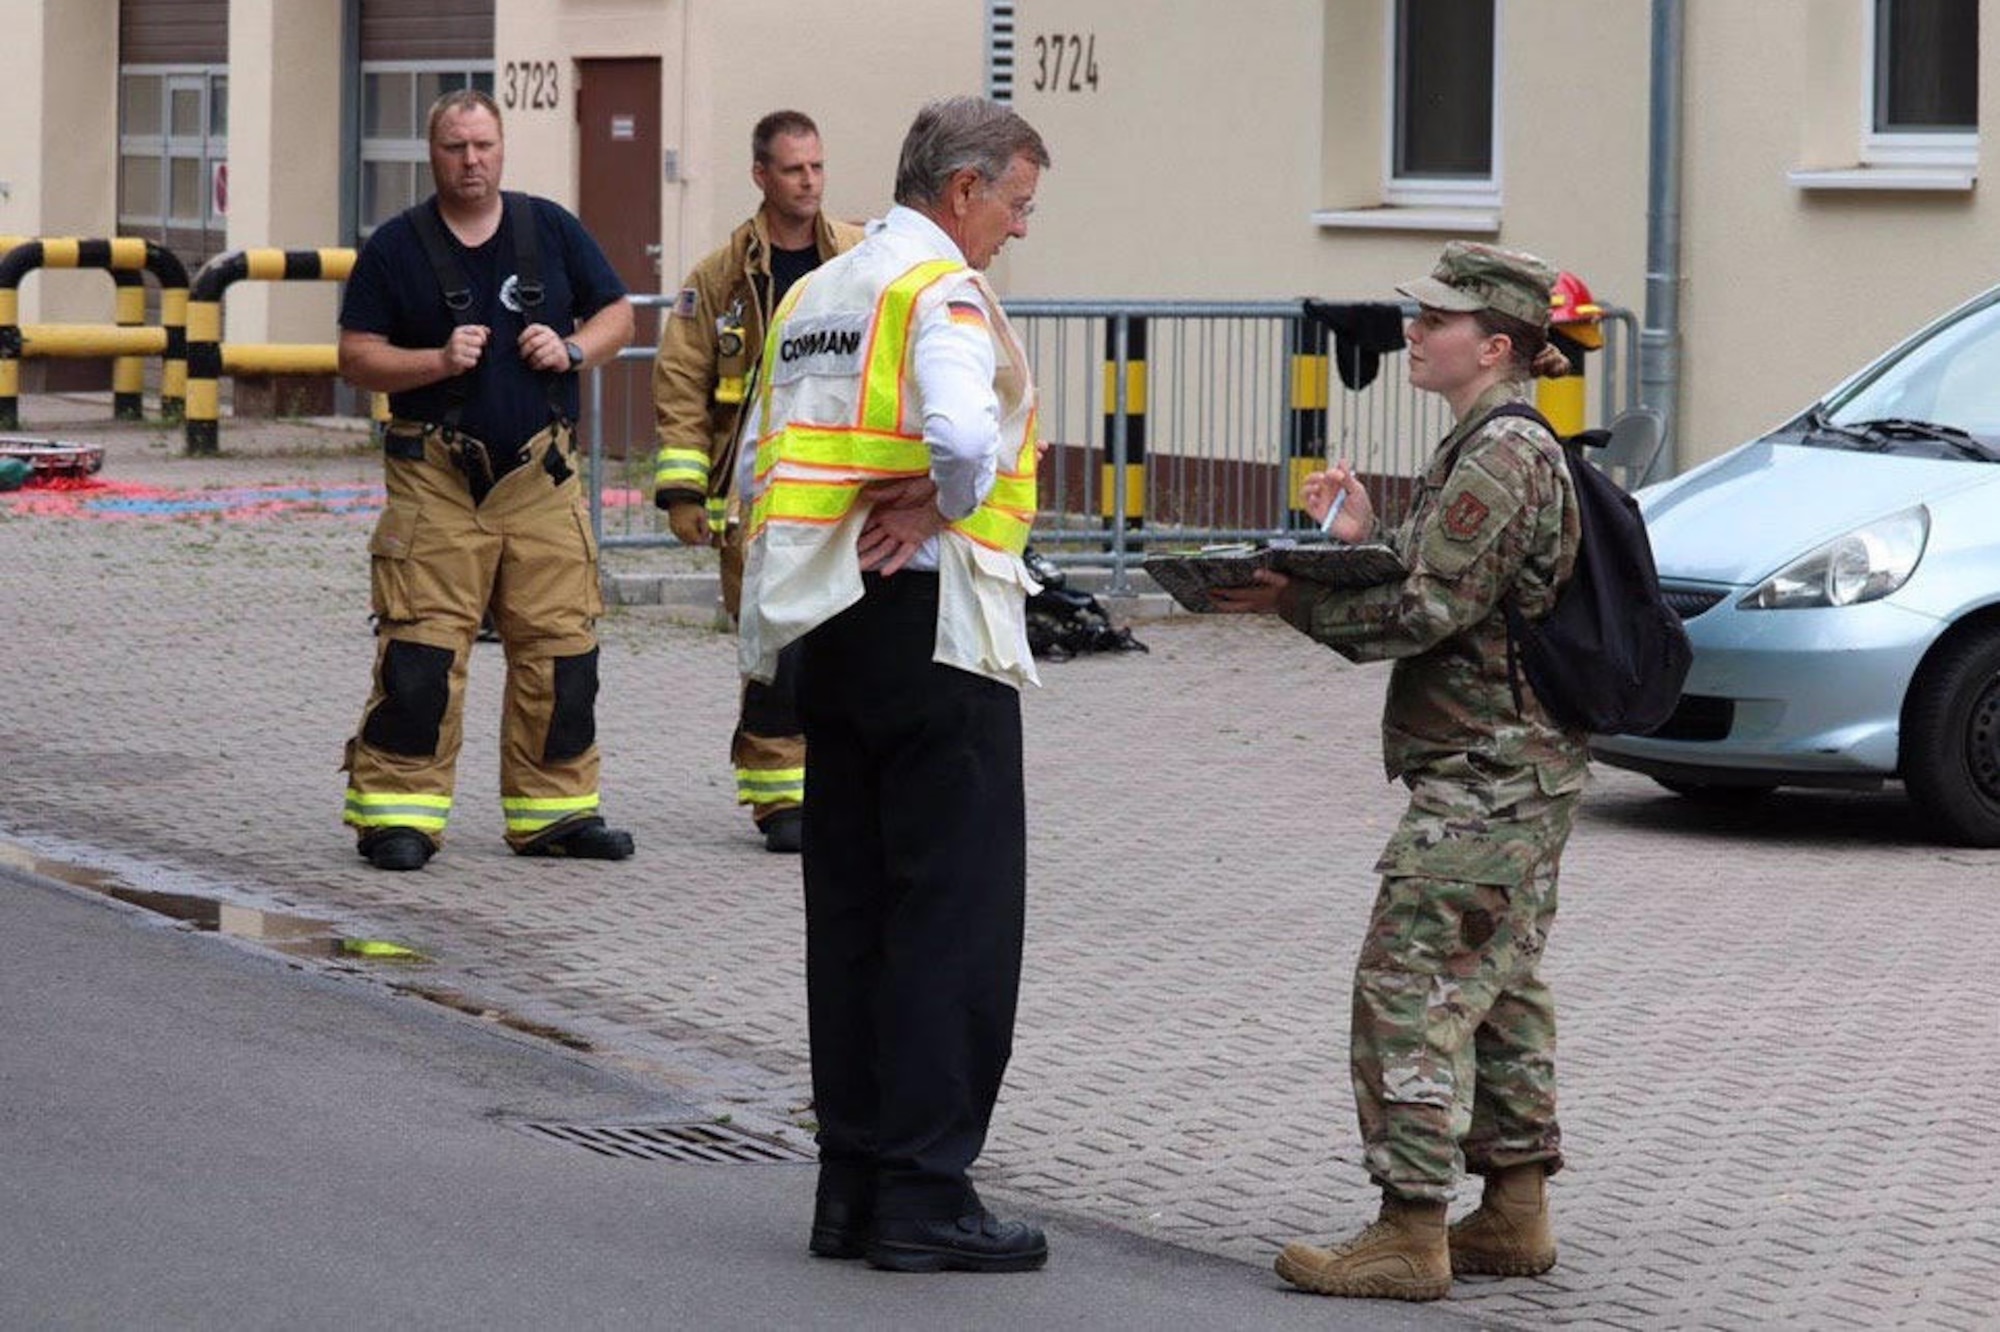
[1303,300,1408,391]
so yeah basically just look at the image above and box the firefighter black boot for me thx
[518,816,635,860]
[360,827,434,872]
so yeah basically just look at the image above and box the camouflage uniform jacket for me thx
[1278,380,1589,795]
[651,209,866,507]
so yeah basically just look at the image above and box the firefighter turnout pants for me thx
[343,422,608,852]
[722,518,805,825]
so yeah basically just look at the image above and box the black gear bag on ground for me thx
[1022,548,1148,662]
[1476,403,1691,735]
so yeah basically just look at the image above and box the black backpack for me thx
[1474,403,1692,735]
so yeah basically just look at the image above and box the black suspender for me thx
[404,192,566,436]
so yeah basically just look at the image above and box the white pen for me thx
[1320,486,1348,537]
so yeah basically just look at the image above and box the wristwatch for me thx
[563,340,585,371]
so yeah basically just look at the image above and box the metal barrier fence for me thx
[584,295,1639,593]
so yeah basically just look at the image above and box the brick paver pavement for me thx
[5,401,1999,1329]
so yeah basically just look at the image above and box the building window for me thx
[1386,0,1498,207]
[117,66,229,266]
[358,62,493,236]
[1867,0,1977,165]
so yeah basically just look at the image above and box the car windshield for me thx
[1814,294,2000,460]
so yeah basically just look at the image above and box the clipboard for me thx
[1141,541,1406,614]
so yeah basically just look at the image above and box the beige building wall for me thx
[493,0,981,296]
[678,0,983,287]
[1675,0,2000,462]
[0,0,120,326]
[226,3,344,345]
[9,0,2000,468]
[999,0,2000,468]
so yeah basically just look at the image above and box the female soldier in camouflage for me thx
[1214,241,1583,1302]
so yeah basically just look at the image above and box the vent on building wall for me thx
[986,0,1016,104]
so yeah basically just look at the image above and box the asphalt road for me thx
[0,863,1470,1332]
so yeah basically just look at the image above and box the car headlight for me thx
[1740,506,1929,609]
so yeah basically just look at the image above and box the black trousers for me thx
[796,571,1027,1221]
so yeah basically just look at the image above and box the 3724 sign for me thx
[502,60,560,111]
[1031,33,1099,92]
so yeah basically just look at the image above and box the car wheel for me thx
[1902,628,2000,847]
[1653,779,1776,804]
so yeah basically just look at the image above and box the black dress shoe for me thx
[517,817,635,860]
[866,1210,1048,1273]
[359,827,433,872]
[809,1194,870,1260]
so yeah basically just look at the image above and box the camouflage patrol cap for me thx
[1397,241,1557,329]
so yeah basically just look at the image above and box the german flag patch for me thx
[947,300,987,330]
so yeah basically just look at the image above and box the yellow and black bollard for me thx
[1537,270,1604,437]
[0,237,190,429]
[185,247,355,455]
[1287,314,1330,528]
[1100,316,1145,535]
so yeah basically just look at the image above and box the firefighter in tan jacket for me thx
[652,110,864,852]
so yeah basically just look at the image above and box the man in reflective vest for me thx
[738,96,1049,1273]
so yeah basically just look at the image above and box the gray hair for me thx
[892,96,1050,207]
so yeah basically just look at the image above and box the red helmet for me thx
[1549,270,1604,350]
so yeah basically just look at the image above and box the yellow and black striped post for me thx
[1286,313,1330,528]
[1100,315,1145,533]
[0,236,191,429]
[111,269,146,419]
[1535,333,1591,437]
[186,247,356,455]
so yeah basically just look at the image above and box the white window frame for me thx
[117,63,229,240]
[1861,0,1977,169]
[1381,0,1502,211]
[357,60,495,238]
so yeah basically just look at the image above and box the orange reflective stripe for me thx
[858,259,964,434]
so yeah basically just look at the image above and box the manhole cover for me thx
[514,1120,813,1164]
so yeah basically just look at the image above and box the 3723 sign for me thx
[502,60,560,111]
[1030,33,1099,92]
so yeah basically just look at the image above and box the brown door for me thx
[576,57,662,459]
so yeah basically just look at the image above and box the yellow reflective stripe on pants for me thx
[343,790,451,832]
[502,793,600,834]
[735,766,806,807]
[653,446,709,492]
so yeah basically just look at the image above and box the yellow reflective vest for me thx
[737,228,1041,690]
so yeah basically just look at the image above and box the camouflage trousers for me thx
[1350,763,1580,1202]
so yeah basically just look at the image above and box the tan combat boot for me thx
[1449,1164,1557,1277]
[1274,1197,1451,1301]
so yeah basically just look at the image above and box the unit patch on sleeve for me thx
[1442,489,1493,540]
[946,300,988,330]
[671,286,699,320]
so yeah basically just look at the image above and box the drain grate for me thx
[516,1120,814,1164]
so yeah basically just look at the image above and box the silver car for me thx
[1593,285,2000,846]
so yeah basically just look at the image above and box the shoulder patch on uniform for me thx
[672,287,699,319]
[947,299,987,329]
[1442,489,1492,540]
